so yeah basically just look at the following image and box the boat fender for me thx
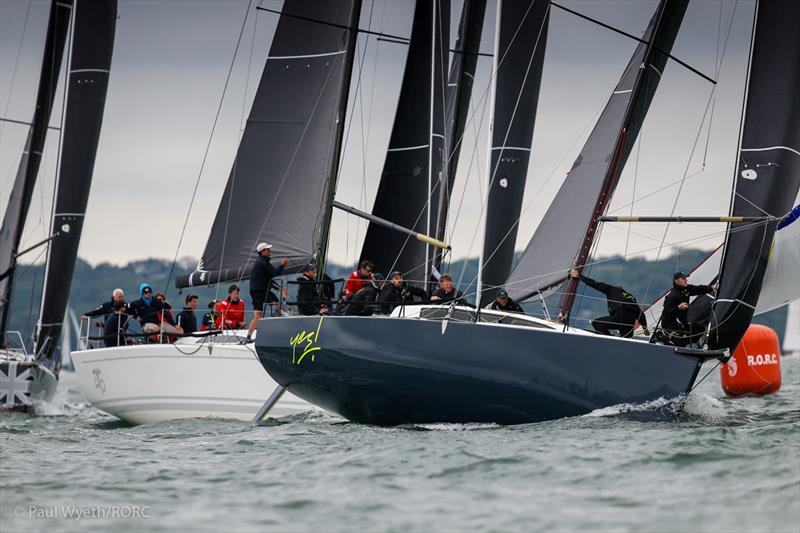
[720,324,782,396]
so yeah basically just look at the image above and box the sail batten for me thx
[709,0,800,351]
[176,0,362,289]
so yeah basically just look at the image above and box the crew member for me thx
[103,300,130,347]
[81,288,126,322]
[296,264,330,316]
[342,260,374,300]
[245,242,289,342]
[128,283,182,336]
[216,284,246,330]
[569,268,649,338]
[378,271,426,314]
[176,294,199,333]
[430,274,465,305]
[201,299,219,331]
[344,274,383,316]
[490,289,524,314]
[661,271,714,346]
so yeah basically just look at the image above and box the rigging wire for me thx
[164,0,253,295]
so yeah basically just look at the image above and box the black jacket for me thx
[250,255,284,292]
[175,308,198,333]
[662,283,713,331]
[128,298,176,326]
[579,275,648,328]
[431,287,465,305]
[344,284,380,316]
[378,282,426,314]
[490,297,524,314]
[296,275,326,316]
[687,292,715,334]
[103,313,130,347]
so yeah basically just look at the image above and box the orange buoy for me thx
[720,324,782,396]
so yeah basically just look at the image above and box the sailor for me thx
[296,264,330,316]
[244,242,289,342]
[660,271,714,346]
[344,273,384,316]
[342,260,374,301]
[201,299,219,331]
[216,284,246,330]
[378,271,427,314]
[430,274,465,305]
[128,283,182,336]
[81,288,126,322]
[686,276,719,345]
[154,292,176,326]
[176,294,199,333]
[569,268,649,338]
[103,300,130,347]
[489,289,524,314]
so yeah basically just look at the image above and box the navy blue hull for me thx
[254,316,703,425]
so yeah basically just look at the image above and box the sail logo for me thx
[746,353,778,366]
[289,316,324,365]
[741,168,758,180]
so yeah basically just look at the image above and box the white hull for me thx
[71,340,312,424]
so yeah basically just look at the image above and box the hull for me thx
[0,356,58,412]
[255,315,705,425]
[71,343,312,425]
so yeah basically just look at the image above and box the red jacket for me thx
[215,298,246,329]
[343,271,371,299]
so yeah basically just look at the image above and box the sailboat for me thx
[252,0,800,425]
[0,0,116,411]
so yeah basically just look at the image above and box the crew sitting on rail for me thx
[81,288,126,323]
[128,283,183,336]
[296,264,330,316]
[216,284,246,330]
[490,289,524,314]
[431,274,466,305]
[176,294,199,333]
[378,271,427,314]
[342,259,374,301]
[103,300,131,347]
[569,268,649,338]
[201,299,219,331]
[344,273,384,316]
[660,272,715,347]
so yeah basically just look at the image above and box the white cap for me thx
[256,242,273,252]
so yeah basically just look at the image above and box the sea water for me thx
[1,357,798,532]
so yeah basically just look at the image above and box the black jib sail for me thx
[432,0,487,273]
[0,0,73,345]
[176,0,362,289]
[505,0,688,306]
[359,0,449,285]
[35,0,117,361]
[709,0,800,351]
[478,0,549,306]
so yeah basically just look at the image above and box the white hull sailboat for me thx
[71,331,312,424]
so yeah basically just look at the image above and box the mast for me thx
[475,0,502,307]
[709,0,800,351]
[431,0,487,278]
[315,0,362,277]
[478,0,550,306]
[35,0,117,362]
[0,0,73,346]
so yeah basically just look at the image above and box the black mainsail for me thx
[35,0,117,361]
[176,0,362,288]
[478,0,549,306]
[432,0,486,274]
[505,0,688,308]
[709,0,800,351]
[0,0,73,345]
[359,0,449,285]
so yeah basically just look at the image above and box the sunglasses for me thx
[143,289,152,294]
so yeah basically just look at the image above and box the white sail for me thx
[784,300,800,355]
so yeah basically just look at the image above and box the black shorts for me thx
[251,291,267,312]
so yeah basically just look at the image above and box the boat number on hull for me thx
[289,316,324,365]
[92,368,106,393]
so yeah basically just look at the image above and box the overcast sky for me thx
[0,0,755,270]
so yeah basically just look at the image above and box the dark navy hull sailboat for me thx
[254,309,719,425]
